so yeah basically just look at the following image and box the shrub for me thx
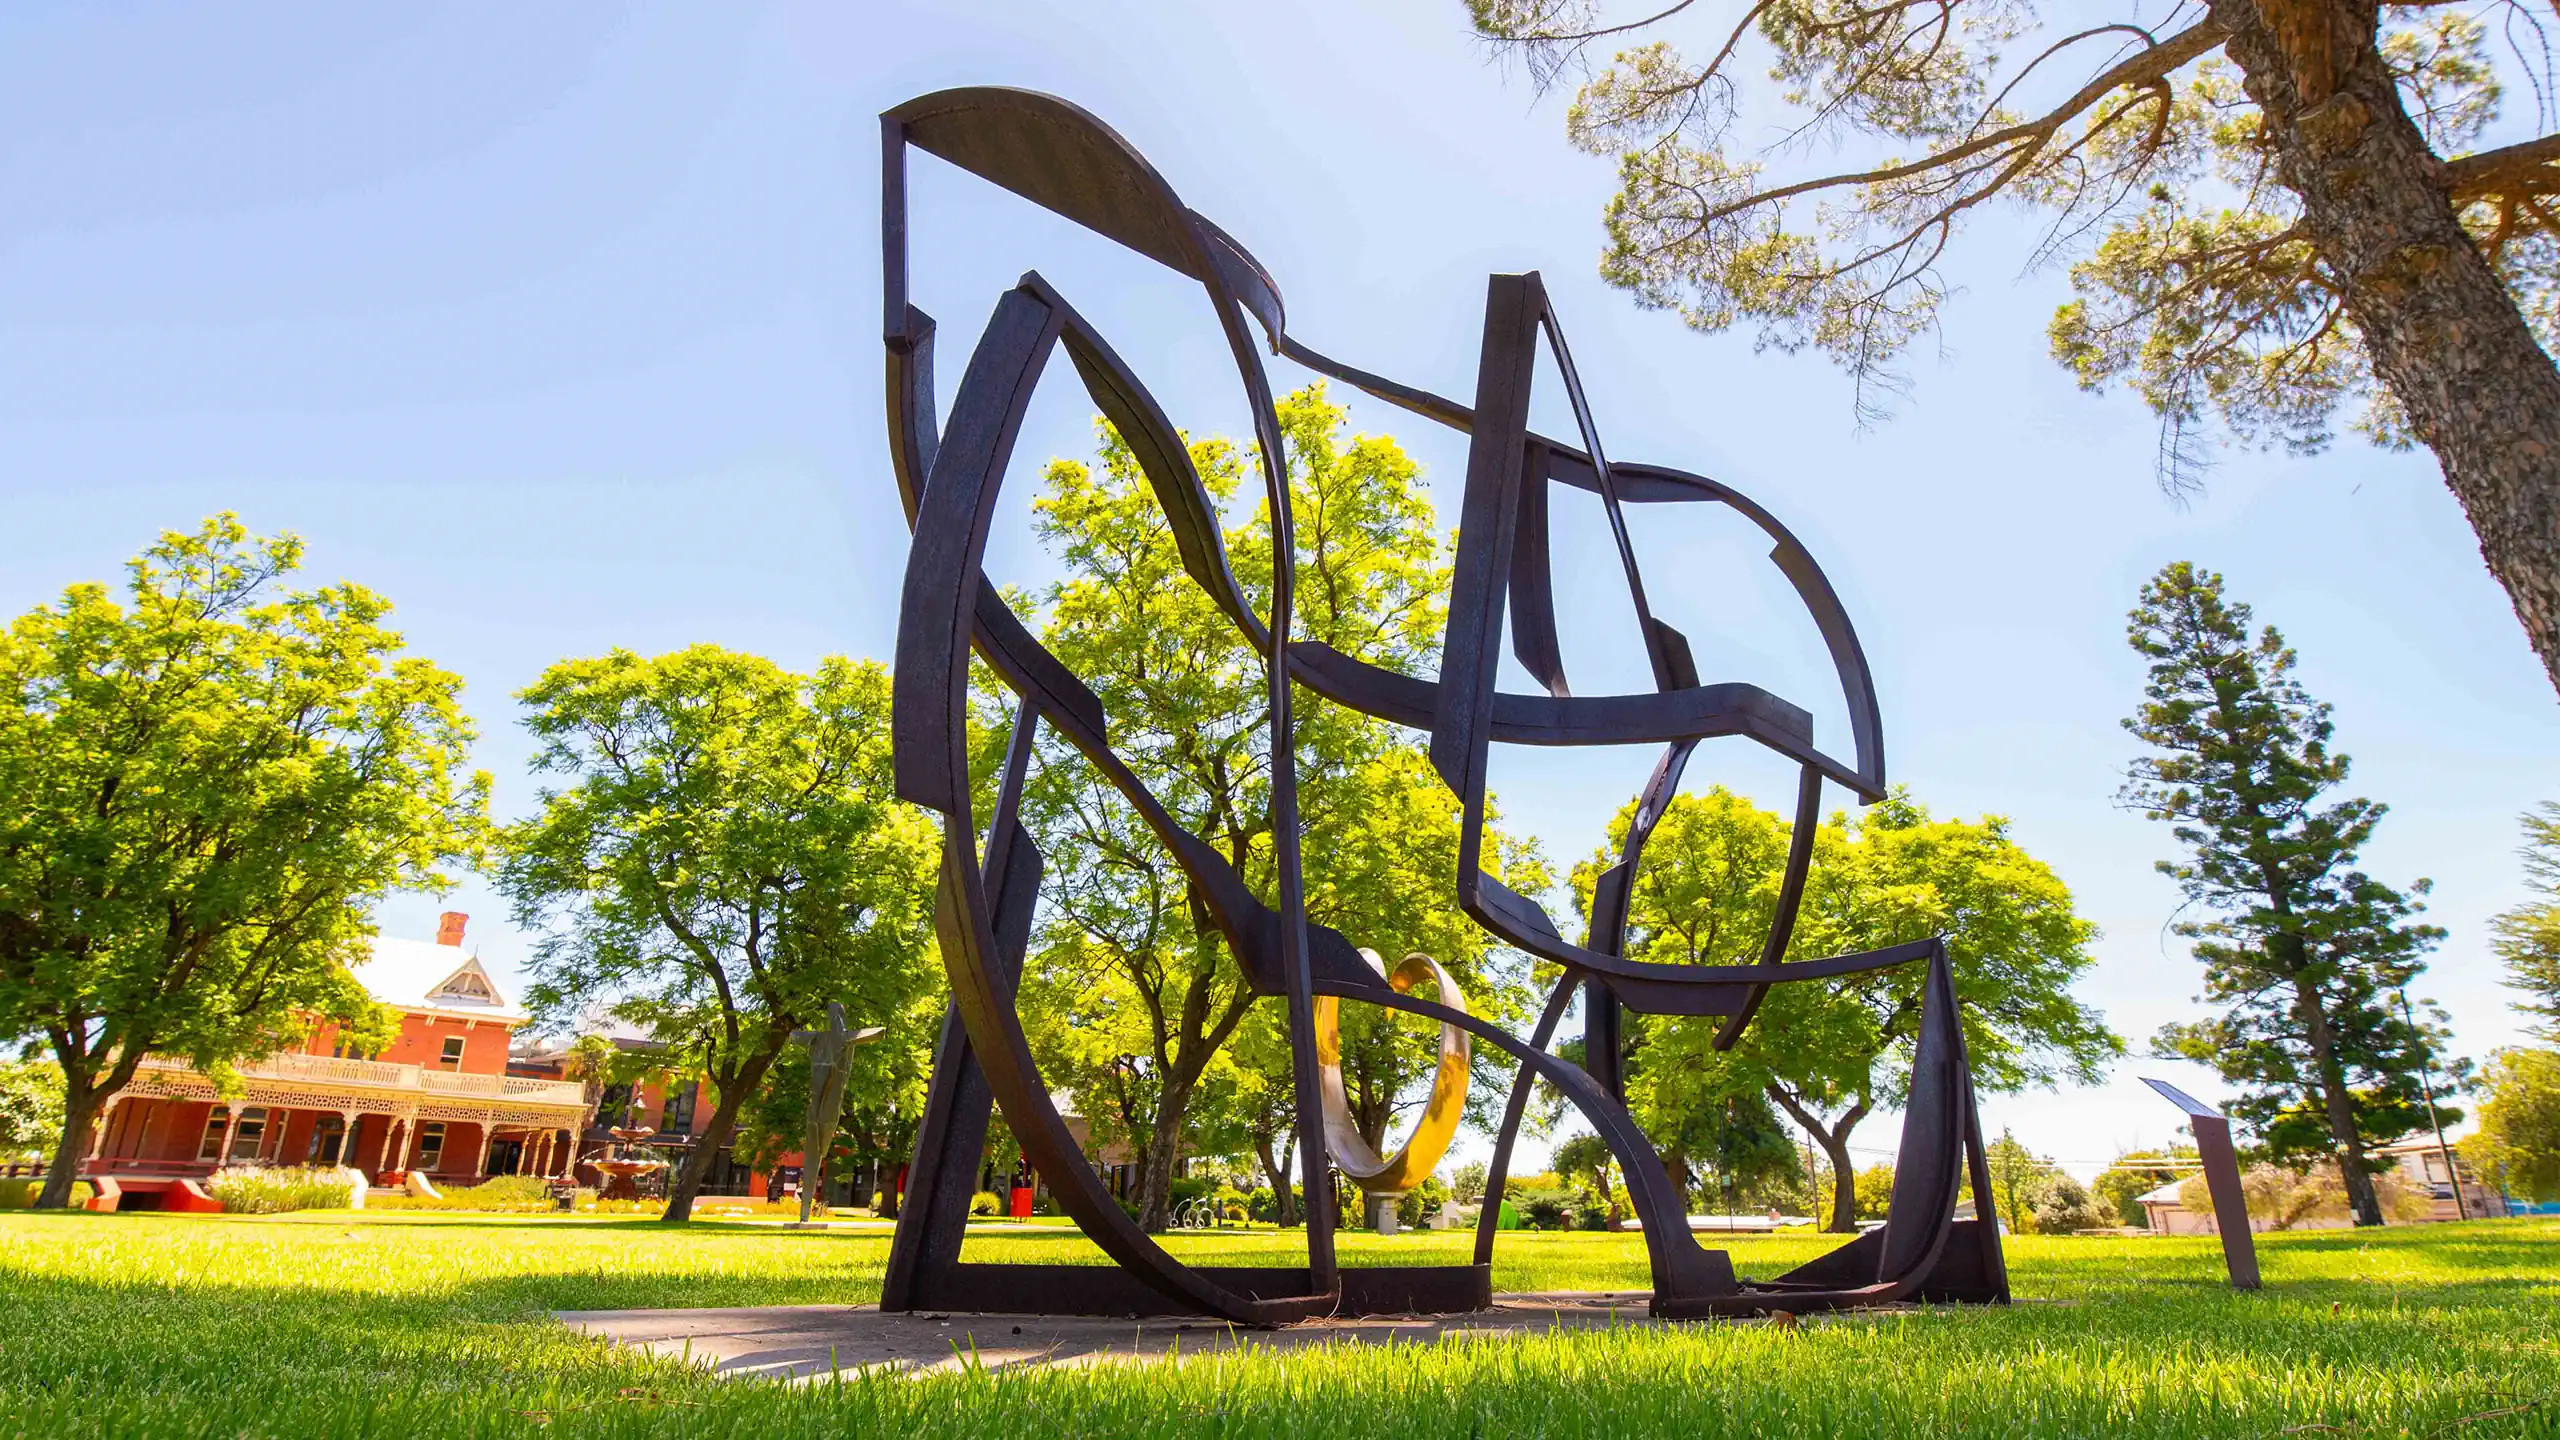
[0,1179,91,1209]
[2179,1161,2432,1229]
[970,1190,1003,1216]
[1397,1175,1451,1229]
[208,1165,362,1214]
[2032,1175,2110,1234]
[369,1175,573,1213]
[1522,1195,1568,1231]
[1577,1200,1611,1231]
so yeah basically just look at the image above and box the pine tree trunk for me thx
[2213,0,2560,692]
[2295,985,2389,1225]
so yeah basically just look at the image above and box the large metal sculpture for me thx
[876,86,2008,1324]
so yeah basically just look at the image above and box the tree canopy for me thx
[2460,1046,2560,1200]
[1468,0,2560,694]
[2490,801,2560,1035]
[2125,561,2457,1226]
[1016,385,1535,1231]
[1575,784,2118,1231]
[497,646,939,1222]
[0,517,487,1208]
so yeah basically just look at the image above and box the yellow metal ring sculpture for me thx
[1314,949,1470,1196]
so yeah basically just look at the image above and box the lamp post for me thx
[2398,989,2467,1221]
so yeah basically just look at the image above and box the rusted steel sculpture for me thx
[876,86,2008,1323]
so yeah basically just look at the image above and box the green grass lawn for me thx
[2,1210,2552,1438]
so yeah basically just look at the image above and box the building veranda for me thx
[67,913,589,1211]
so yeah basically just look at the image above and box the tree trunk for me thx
[2213,0,2560,692]
[37,1081,103,1211]
[1135,1070,1196,1232]
[1767,1084,1868,1232]
[660,1043,783,1224]
[2295,982,2388,1226]
[1814,1129,1858,1233]
[1255,1132,1298,1226]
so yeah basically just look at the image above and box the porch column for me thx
[558,1130,575,1180]
[86,1098,121,1162]
[213,1104,239,1166]
[534,1131,550,1178]
[338,1110,361,1169]
[399,1111,422,1170]
[473,1120,495,1178]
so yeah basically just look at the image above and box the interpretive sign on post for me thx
[2142,1078,2260,1290]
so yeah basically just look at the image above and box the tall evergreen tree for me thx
[2489,802,2560,1035]
[2124,561,2453,1227]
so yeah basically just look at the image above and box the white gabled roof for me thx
[346,935,528,1023]
[2136,1181,2187,1206]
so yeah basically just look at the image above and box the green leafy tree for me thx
[1187,1008,1305,1225]
[1982,1128,2058,1233]
[1019,385,1533,1231]
[2125,561,2457,1226]
[727,986,941,1195]
[0,517,485,1208]
[2462,1047,2560,1201]
[0,1059,66,1165]
[2093,1145,2198,1227]
[1852,1162,1897,1221]
[1450,1157,1490,1205]
[1566,786,1787,1204]
[2490,802,2560,1035]
[1587,787,2119,1231]
[1467,0,2560,693]
[1551,1130,1623,1221]
[1690,1081,1807,1215]
[497,647,939,1223]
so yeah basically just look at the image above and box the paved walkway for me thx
[557,1291,1688,1380]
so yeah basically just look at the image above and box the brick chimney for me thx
[436,911,468,948]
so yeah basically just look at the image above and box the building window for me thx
[199,1106,267,1163]
[414,1122,446,1169]
[597,1083,633,1127]
[661,1082,697,1137]
[306,1115,347,1166]
[332,1040,374,1060]
[439,1037,466,1071]
[197,1106,231,1162]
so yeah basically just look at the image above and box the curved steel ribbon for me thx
[876,83,2008,1325]
[1316,950,1471,1195]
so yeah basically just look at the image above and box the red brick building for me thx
[79,913,591,1210]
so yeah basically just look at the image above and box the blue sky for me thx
[5,1,2553,1183]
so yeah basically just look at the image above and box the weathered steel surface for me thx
[876,85,2007,1324]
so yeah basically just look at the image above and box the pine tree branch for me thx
[2445,132,2560,202]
